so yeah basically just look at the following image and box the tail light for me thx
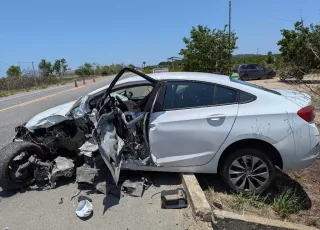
[297,105,315,122]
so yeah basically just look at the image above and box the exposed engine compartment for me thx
[14,117,93,159]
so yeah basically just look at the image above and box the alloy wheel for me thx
[228,155,269,192]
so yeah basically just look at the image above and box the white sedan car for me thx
[0,68,318,193]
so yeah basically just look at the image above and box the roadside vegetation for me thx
[0,59,125,97]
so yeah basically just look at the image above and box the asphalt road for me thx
[0,75,207,230]
[0,76,114,149]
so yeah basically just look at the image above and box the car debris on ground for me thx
[76,166,99,185]
[49,157,75,188]
[95,181,107,195]
[122,178,145,197]
[76,198,93,219]
[161,188,188,209]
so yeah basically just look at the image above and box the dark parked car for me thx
[232,64,276,80]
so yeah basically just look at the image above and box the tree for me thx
[53,59,62,77]
[75,67,85,77]
[60,58,68,75]
[83,62,94,76]
[75,62,94,78]
[277,21,320,72]
[95,64,101,75]
[100,65,111,75]
[179,25,238,74]
[109,64,122,74]
[92,62,98,76]
[266,51,275,64]
[128,64,135,69]
[38,59,53,77]
[6,65,22,78]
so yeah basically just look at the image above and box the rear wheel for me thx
[0,142,44,191]
[240,74,248,81]
[267,72,275,79]
[220,148,276,194]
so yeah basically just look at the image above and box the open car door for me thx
[93,68,160,184]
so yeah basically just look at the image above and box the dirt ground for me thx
[199,77,320,228]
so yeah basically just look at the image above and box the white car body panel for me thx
[149,104,238,167]
[25,101,76,131]
[23,72,319,176]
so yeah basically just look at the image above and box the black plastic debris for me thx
[161,188,188,209]
[76,166,99,185]
[121,178,144,197]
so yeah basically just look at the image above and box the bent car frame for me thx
[0,68,318,193]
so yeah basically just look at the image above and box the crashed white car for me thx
[0,68,318,193]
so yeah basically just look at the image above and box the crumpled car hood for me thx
[25,101,76,131]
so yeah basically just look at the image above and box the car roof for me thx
[120,72,230,84]
[88,71,273,97]
[88,72,230,96]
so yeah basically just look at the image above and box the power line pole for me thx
[229,0,232,61]
[32,61,37,87]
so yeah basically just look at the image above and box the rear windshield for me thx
[230,79,281,95]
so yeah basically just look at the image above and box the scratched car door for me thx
[148,81,239,167]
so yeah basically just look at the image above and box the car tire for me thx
[267,73,274,79]
[0,142,44,191]
[240,74,248,81]
[220,148,276,194]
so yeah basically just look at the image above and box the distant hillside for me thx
[232,54,264,59]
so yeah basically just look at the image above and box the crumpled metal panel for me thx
[79,139,99,157]
[25,101,76,131]
[49,156,75,186]
[98,121,125,184]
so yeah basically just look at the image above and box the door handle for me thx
[206,115,226,121]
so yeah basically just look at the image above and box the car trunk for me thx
[272,89,311,108]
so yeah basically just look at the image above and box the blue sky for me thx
[0,0,319,76]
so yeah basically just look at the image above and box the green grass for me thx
[272,188,303,218]
[228,188,303,218]
[230,192,268,211]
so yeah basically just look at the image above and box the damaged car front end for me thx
[0,68,161,190]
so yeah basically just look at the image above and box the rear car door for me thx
[255,64,266,79]
[245,64,258,79]
[148,81,239,167]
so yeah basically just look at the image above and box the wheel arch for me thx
[217,138,283,173]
